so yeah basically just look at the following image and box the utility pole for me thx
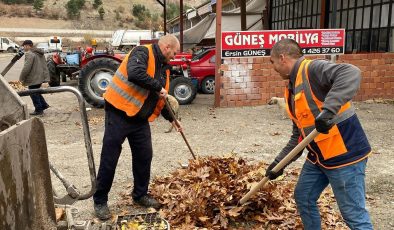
[240,0,246,30]
[180,0,184,52]
[214,0,222,107]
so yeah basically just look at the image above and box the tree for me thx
[164,2,192,20]
[66,0,80,19]
[98,6,104,20]
[33,0,43,10]
[75,0,85,8]
[132,4,150,21]
[93,0,102,9]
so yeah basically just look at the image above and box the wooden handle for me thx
[164,97,197,160]
[239,129,319,204]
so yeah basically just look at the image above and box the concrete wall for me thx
[219,53,394,107]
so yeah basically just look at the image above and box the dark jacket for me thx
[106,44,173,122]
[19,48,49,86]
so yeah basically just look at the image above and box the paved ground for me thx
[1,53,393,229]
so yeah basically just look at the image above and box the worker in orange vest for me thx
[266,39,372,229]
[93,34,181,220]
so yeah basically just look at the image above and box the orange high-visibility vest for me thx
[103,44,170,122]
[284,59,367,168]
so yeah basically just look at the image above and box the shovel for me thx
[239,129,319,205]
[164,97,197,160]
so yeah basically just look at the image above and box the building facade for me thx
[271,0,394,53]
[218,0,394,107]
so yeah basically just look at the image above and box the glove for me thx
[265,160,284,180]
[315,109,335,134]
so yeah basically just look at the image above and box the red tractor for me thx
[74,49,196,108]
[46,47,124,106]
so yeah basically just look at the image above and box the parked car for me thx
[35,42,50,53]
[0,37,19,53]
[189,48,216,94]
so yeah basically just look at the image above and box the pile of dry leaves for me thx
[8,80,26,91]
[118,156,347,229]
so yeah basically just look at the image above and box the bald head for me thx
[158,34,180,49]
[158,34,180,63]
[271,39,303,59]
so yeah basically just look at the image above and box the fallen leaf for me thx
[55,208,64,222]
[115,156,345,229]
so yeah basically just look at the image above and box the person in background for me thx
[266,39,372,230]
[93,34,182,220]
[19,39,50,116]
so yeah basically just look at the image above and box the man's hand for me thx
[41,82,49,88]
[159,88,168,98]
[171,120,183,132]
[265,160,284,180]
[315,109,335,134]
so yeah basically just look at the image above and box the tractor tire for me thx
[61,72,67,82]
[201,76,215,94]
[169,77,197,105]
[78,58,120,108]
[47,60,60,87]
[123,46,133,53]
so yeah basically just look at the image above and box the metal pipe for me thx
[49,162,80,199]
[214,0,222,107]
[164,0,167,34]
[240,0,247,31]
[18,86,97,201]
[180,0,184,52]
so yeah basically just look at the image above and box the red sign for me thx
[221,29,345,58]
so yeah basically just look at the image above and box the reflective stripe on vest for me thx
[285,59,355,161]
[103,44,170,121]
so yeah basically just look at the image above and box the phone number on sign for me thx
[302,47,343,55]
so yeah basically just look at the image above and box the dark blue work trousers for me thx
[93,106,152,205]
[28,84,49,112]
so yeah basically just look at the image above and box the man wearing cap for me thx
[20,39,50,115]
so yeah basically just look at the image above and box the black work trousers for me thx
[93,106,152,205]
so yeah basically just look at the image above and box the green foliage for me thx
[98,6,104,20]
[66,0,80,19]
[75,0,84,8]
[93,0,102,9]
[131,3,157,29]
[33,0,43,10]
[165,2,192,20]
[132,3,150,21]
[151,13,162,31]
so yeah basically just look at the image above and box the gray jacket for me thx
[275,57,361,164]
[19,48,50,86]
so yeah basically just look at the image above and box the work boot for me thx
[94,203,111,220]
[133,195,161,209]
[43,104,50,110]
[30,110,43,116]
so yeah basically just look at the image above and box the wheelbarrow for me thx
[0,52,96,229]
